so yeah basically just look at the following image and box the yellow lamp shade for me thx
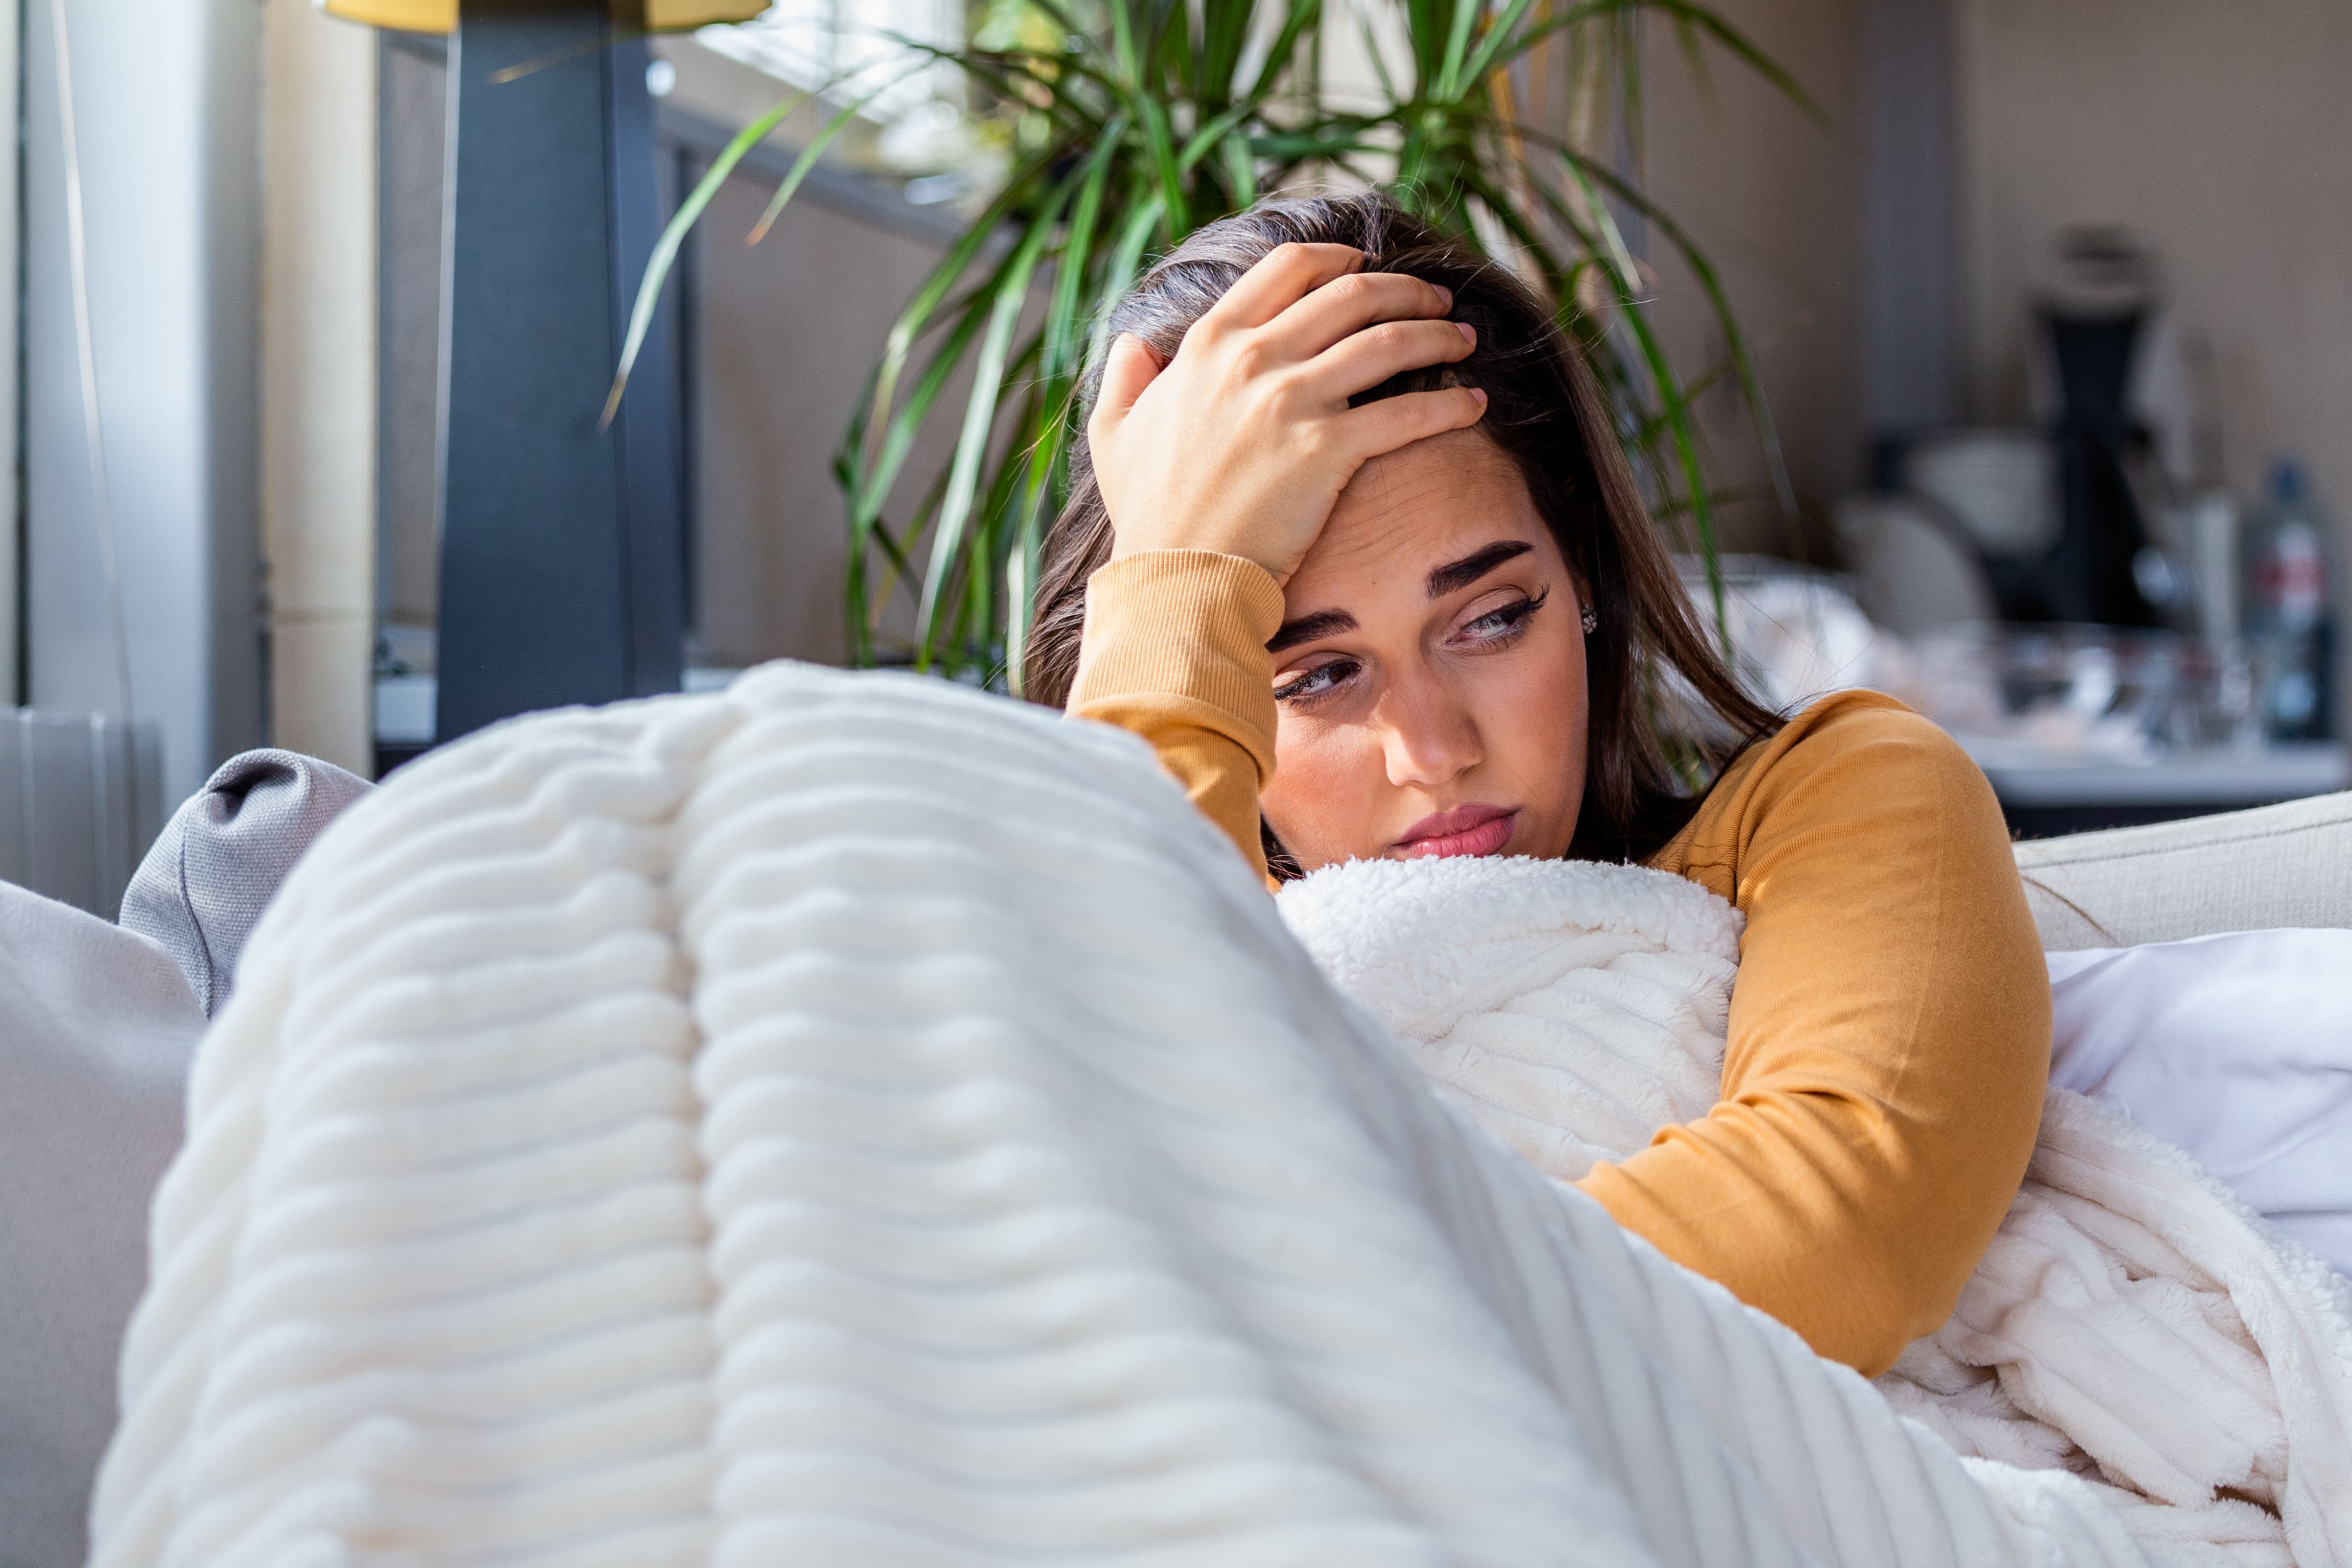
[319,0,772,31]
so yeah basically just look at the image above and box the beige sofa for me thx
[2018,789,2352,950]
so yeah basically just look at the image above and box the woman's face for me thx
[1260,429,1589,870]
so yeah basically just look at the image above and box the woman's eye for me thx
[1273,659,1358,705]
[1454,587,1548,646]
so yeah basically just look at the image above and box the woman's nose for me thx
[1377,673,1483,789]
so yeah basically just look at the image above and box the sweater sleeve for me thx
[1065,550,1287,878]
[1577,693,2051,1376]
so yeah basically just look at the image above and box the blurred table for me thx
[1963,741,2351,838]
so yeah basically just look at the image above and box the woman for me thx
[1026,193,2050,1378]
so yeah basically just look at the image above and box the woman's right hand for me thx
[1087,243,1486,588]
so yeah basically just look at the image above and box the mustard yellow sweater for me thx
[1068,551,2051,1376]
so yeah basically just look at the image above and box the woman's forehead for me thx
[1295,432,1549,591]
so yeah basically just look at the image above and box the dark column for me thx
[434,0,683,744]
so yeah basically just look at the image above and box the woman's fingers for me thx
[1265,270,1457,360]
[1203,242,1365,331]
[1307,319,1477,401]
[1338,384,1489,460]
[1088,243,1483,583]
[1089,333,1164,441]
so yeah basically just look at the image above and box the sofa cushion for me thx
[4,749,364,1567]
[0,883,199,1568]
[2016,789,2352,951]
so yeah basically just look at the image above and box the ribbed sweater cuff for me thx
[1068,550,1285,780]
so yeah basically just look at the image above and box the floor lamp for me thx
[323,0,769,744]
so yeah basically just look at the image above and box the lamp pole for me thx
[433,0,684,744]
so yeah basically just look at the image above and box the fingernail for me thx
[1456,321,1476,345]
[1470,387,1488,407]
[1435,284,1454,309]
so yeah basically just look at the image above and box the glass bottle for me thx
[2241,458,2334,740]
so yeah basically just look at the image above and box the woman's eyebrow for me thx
[1426,539,1534,599]
[1267,609,1358,654]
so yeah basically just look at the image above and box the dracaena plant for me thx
[613,0,1818,686]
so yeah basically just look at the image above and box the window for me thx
[696,0,970,170]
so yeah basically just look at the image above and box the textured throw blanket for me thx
[85,664,2343,1567]
[1279,856,2352,1567]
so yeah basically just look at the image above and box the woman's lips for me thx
[1393,805,1518,859]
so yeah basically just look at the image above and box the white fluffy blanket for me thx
[1278,853,2352,1568]
[82,665,2340,1567]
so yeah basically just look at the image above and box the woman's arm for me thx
[1072,649,2042,1373]
[1578,693,2050,1376]
[1067,551,1284,878]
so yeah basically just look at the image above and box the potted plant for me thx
[613,0,1816,686]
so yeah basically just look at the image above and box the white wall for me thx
[24,0,263,802]
[659,39,961,670]
[1641,0,1867,558]
[690,169,959,668]
[1956,0,2352,624]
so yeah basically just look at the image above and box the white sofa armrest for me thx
[2016,790,2352,951]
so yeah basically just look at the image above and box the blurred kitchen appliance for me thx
[1898,429,2059,623]
[1832,488,2000,638]
[1877,623,2340,837]
[2037,228,2168,628]
[1908,623,2223,763]
[1864,231,2194,634]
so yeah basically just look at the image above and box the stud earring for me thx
[1580,603,1599,635]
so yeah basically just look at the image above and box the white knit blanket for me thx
[81,664,2333,1567]
[1277,854,2352,1568]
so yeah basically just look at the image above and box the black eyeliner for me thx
[1273,658,1357,705]
[1466,584,1548,637]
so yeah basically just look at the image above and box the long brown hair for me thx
[1025,192,1780,867]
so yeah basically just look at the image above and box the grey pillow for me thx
[120,749,372,1016]
[0,884,200,1568]
[0,748,370,1566]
